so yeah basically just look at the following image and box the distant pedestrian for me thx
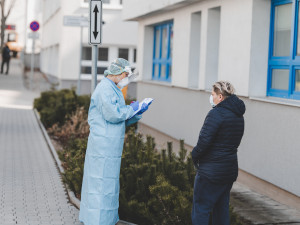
[191,81,245,225]
[1,44,11,75]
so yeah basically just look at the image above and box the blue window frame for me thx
[152,21,173,82]
[268,0,300,99]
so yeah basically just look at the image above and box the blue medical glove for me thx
[130,101,139,111]
[137,103,148,115]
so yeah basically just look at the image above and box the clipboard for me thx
[129,98,154,119]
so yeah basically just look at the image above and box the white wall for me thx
[217,0,253,96]
[40,45,59,78]
[238,99,300,197]
[41,0,138,84]
[248,0,270,97]
[135,0,252,96]
[188,11,201,89]
[123,0,198,21]
[205,6,221,90]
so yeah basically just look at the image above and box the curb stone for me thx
[33,109,137,225]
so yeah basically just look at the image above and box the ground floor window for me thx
[118,48,129,60]
[268,0,300,99]
[152,21,173,82]
[98,47,108,61]
[81,66,106,75]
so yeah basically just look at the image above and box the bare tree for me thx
[0,0,17,51]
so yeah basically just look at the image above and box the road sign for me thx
[28,32,39,39]
[89,0,102,45]
[30,21,39,32]
[5,24,16,30]
[63,16,89,27]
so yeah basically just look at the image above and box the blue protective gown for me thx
[79,78,141,225]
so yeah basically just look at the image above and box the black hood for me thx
[216,95,245,116]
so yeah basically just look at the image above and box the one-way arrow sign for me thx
[89,0,102,45]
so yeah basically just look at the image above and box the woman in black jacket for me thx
[191,81,245,225]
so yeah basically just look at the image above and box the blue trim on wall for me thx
[267,0,300,100]
[152,21,173,82]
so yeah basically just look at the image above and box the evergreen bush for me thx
[58,138,87,199]
[34,89,90,128]
[119,129,195,225]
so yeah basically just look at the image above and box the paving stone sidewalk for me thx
[0,59,83,225]
[231,182,300,225]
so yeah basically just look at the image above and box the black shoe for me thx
[5,72,8,75]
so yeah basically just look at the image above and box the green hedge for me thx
[58,138,87,198]
[119,130,195,225]
[34,89,90,128]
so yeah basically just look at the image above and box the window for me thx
[97,67,106,74]
[81,66,91,74]
[82,47,92,60]
[118,48,129,60]
[152,21,173,82]
[81,67,106,75]
[133,48,137,63]
[98,47,108,61]
[268,0,300,99]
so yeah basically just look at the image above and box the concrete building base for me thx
[237,169,300,211]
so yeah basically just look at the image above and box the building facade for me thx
[40,0,138,94]
[123,0,300,203]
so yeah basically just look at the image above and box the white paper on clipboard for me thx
[129,98,154,119]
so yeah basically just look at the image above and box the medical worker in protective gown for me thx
[79,58,148,225]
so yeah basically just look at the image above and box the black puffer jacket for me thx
[192,95,245,184]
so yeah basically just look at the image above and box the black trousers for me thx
[1,59,10,74]
[192,173,233,225]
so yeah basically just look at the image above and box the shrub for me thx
[119,129,195,225]
[120,129,243,225]
[34,89,90,128]
[58,138,87,199]
[48,107,89,147]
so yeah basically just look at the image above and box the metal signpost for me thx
[63,15,88,95]
[29,21,40,89]
[89,0,102,93]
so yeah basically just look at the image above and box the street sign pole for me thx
[91,46,98,92]
[77,23,83,95]
[89,0,102,93]
[29,21,40,90]
[30,36,36,89]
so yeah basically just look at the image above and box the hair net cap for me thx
[104,58,130,76]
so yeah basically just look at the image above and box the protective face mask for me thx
[117,77,129,89]
[210,95,216,107]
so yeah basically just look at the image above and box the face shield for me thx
[125,67,139,82]
[117,67,139,89]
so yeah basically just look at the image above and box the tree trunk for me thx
[0,0,17,52]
